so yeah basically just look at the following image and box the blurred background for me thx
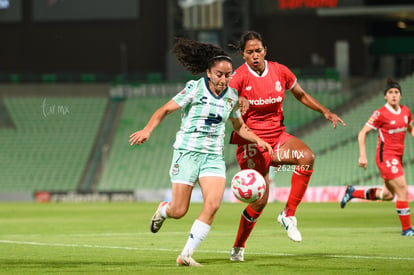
[0,0,413,202]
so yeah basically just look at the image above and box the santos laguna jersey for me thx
[172,77,240,155]
[229,60,296,144]
[366,103,413,156]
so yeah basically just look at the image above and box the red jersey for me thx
[366,103,412,157]
[229,61,296,144]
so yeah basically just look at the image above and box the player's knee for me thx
[206,200,221,214]
[298,150,315,167]
[251,193,268,211]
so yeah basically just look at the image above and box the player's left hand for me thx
[257,140,274,159]
[324,112,346,129]
[238,96,249,115]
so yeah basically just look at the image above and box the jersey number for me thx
[242,144,258,159]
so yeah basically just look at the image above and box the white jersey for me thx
[172,77,241,155]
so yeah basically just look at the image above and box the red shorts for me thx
[235,131,294,175]
[376,154,404,180]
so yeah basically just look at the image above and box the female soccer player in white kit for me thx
[129,38,273,266]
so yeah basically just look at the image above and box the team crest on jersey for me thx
[275,81,282,92]
[247,158,256,169]
[172,164,180,175]
[225,98,234,111]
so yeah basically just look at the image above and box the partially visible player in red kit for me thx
[228,31,345,261]
[341,77,414,236]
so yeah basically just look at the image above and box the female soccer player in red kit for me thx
[341,77,414,236]
[229,31,345,261]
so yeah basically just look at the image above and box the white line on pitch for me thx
[1,239,414,261]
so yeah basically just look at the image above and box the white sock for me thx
[159,202,169,219]
[180,219,211,257]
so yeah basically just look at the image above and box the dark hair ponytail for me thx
[384,77,402,95]
[173,37,232,75]
[235,30,266,53]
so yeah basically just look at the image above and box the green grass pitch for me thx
[0,201,413,274]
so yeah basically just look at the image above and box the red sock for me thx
[233,205,262,248]
[396,200,412,231]
[285,168,313,217]
[352,189,365,199]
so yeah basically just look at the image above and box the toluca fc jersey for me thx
[229,60,296,144]
[172,77,240,155]
[366,103,413,156]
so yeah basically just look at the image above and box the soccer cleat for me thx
[150,201,167,233]
[277,210,302,242]
[340,185,355,208]
[401,228,414,236]
[230,247,245,261]
[176,255,202,267]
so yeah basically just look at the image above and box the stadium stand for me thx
[98,86,353,191]
[98,96,180,191]
[0,97,108,192]
[272,73,414,188]
[283,90,351,132]
[3,73,412,195]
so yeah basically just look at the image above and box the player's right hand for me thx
[358,156,368,170]
[129,130,150,146]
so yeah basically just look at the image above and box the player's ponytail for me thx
[234,30,267,53]
[384,77,402,95]
[172,37,232,75]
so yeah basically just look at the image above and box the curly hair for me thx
[173,37,232,75]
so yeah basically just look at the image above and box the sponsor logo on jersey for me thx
[390,120,396,125]
[200,96,208,105]
[388,127,407,134]
[248,96,283,106]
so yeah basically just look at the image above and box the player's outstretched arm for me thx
[129,99,180,146]
[290,82,345,128]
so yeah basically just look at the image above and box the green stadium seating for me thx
[0,97,108,192]
[98,74,414,191]
[98,96,178,191]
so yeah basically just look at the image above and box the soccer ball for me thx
[231,169,266,203]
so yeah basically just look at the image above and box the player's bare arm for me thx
[290,82,345,128]
[358,125,373,169]
[229,116,273,158]
[129,99,180,146]
[408,123,414,138]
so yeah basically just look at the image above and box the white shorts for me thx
[169,149,226,186]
